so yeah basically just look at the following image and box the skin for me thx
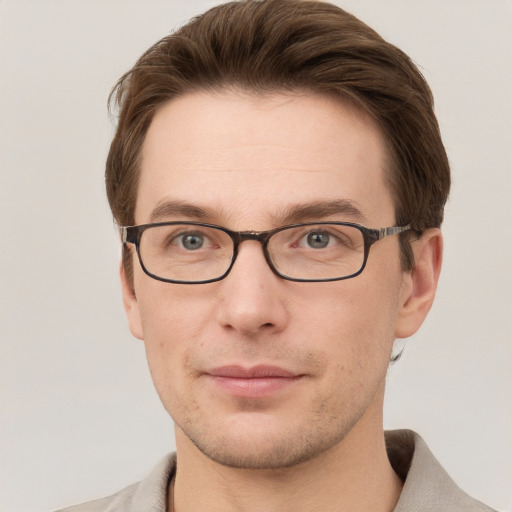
[121,90,442,511]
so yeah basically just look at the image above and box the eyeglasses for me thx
[121,221,411,284]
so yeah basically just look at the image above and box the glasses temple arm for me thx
[378,225,411,239]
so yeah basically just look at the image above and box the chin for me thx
[193,440,324,470]
[177,413,354,470]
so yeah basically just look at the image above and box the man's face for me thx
[123,91,419,469]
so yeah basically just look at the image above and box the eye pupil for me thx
[307,232,329,248]
[182,234,203,250]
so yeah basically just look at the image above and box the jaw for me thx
[171,382,402,512]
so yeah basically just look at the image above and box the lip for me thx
[208,365,297,378]
[205,365,303,398]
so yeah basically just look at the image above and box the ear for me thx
[120,262,144,340]
[394,228,443,339]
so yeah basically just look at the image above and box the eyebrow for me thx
[276,199,366,225]
[149,198,366,225]
[150,200,219,222]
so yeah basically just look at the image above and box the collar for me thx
[81,430,494,512]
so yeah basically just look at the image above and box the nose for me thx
[215,241,288,336]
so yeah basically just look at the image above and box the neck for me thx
[170,389,402,512]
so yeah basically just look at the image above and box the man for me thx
[60,1,496,510]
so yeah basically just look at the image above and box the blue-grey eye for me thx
[181,233,204,250]
[306,231,330,249]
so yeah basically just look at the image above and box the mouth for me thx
[205,365,304,398]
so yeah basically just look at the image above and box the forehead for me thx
[137,90,394,227]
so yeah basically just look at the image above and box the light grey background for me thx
[1,1,510,511]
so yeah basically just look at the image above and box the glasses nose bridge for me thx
[230,231,273,262]
[234,229,272,247]
[229,230,275,272]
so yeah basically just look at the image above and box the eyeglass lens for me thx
[138,223,367,283]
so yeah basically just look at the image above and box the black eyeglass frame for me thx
[121,221,411,284]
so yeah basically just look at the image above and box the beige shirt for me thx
[58,430,496,512]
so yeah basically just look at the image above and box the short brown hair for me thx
[106,0,450,277]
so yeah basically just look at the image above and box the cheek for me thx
[137,280,213,338]
[137,285,214,389]
[298,278,400,371]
